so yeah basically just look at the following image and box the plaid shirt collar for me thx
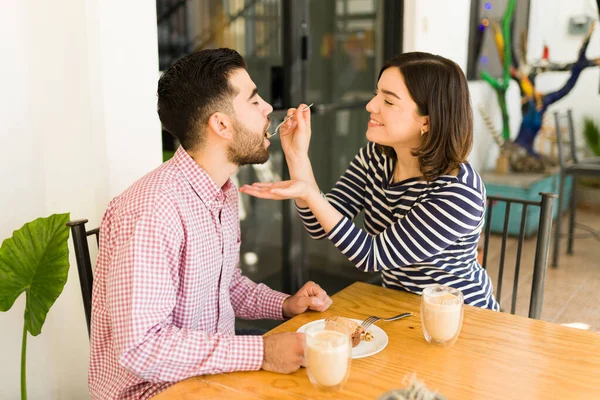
[173,146,236,209]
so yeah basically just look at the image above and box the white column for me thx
[0,1,161,398]
[402,0,471,70]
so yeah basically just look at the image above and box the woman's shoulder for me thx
[456,163,485,195]
[429,163,485,203]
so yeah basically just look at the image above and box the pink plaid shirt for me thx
[89,147,289,400]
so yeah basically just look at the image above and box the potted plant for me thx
[0,213,71,400]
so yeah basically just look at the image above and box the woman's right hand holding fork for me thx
[278,103,313,162]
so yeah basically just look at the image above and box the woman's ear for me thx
[208,112,233,140]
[420,116,430,135]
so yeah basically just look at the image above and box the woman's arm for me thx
[249,104,370,236]
[278,104,318,209]
[241,144,372,238]
[295,146,370,238]
[242,180,484,272]
[325,182,485,272]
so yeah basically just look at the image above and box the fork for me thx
[361,312,412,331]
[268,103,314,138]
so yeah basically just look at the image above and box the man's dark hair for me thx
[157,48,246,150]
[377,52,474,181]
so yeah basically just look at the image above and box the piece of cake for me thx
[324,316,366,347]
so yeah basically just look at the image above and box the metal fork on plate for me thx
[360,312,412,331]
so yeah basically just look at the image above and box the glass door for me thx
[157,0,289,299]
[303,0,381,291]
[291,0,404,293]
[156,0,403,300]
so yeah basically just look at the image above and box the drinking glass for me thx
[421,285,464,347]
[305,321,352,392]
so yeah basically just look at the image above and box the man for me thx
[89,48,333,400]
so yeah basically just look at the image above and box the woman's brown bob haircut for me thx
[377,52,473,181]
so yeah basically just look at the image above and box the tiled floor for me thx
[237,207,600,333]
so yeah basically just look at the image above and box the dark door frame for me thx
[281,0,310,293]
[280,0,403,294]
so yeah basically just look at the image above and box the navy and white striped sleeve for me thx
[296,146,370,239]
[325,182,485,272]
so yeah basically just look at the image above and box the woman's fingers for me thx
[239,186,280,199]
[240,181,300,200]
[295,105,306,130]
[285,118,297,130]
[251,182,274,188]
[241,189,291,200]
[269,188,296,198]
[285,108,297,129]
[244,181,291,189]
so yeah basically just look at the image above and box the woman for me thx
[241,52,499,310]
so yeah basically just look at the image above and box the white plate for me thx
[297,318,388,359]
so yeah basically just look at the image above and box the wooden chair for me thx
[482,192,557,319]
[66,219,99,337]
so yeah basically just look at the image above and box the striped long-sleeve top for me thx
[297,142,499,310]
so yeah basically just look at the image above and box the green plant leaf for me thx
[0,213,71,336]
[583,117,600,156]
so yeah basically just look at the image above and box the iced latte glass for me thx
[305,321,352,392]
[421,285,464,347]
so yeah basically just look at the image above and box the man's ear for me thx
[207,112,233,140]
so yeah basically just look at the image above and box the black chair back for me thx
[554,109,578,167]
[552,110,600,266]
[482,193,557,319]
[66,219,99,337]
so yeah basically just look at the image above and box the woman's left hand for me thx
[239,181,312,201]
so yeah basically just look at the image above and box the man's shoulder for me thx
[106,160,185,223]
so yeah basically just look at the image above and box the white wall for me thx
[403,0,600,171]
[0,1,161,399]
[403,0,472,71]
[403,0,502,170]
[527,0,600,147]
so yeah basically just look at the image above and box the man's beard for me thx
[227,117,270,166]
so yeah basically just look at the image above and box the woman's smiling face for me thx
[365,67,429,149]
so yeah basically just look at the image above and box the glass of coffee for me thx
[305,321,352,392]
[421,285,464,347]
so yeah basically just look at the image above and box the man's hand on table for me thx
[260,281,331,374]
[282,281,332,318]
[262,332,305,373]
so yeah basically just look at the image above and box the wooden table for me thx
[153,282,600,399]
